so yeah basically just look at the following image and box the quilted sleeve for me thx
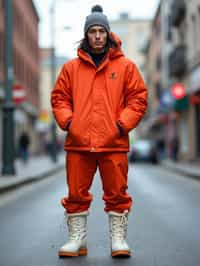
[51,64,73,130]
[117,62,148,133]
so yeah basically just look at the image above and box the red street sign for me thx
[171,83,186,100]
[13,84,26,104]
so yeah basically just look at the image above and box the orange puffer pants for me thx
[61,151,132,214]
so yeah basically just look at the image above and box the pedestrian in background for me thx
[51,5,147,258]
[171,135,179,162]
[156,136,166,160]
[18,131,30,164]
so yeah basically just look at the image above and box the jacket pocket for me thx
[99,120,120,147]
[66,118,90,146]
[116,122,125,138]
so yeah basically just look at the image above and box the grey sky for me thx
[33,0,159,58]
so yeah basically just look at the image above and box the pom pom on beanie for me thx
[84,5,110,34]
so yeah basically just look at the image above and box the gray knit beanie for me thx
[84,5,110,34]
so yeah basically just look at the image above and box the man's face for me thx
[87,25,107,53]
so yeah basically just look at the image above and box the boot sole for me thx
[58,248,87,257]
[112,250,131,257]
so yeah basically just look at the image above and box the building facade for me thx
[145,0,200,162]
[143,4,162,138]
[0,0,40,163]
[167,0,200,161]
[186,0,200,159]
[110,13,151,80]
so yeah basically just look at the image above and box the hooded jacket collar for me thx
[77,32,124,69]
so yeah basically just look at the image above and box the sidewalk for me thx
[161,159,200,179]
[0,153,65,193]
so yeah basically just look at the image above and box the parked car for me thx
[128,139,158,164]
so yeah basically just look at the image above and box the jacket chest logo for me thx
[109,72,117,80]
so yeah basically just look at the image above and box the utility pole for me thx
[1,0,16,175]
[50,1,57,163]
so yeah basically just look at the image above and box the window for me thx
[198,7,200,51]
[191,15,197,54]
[0,32,4,69]
[167,15,172,41]
[156,82,161,99]
[156,55,161,70]
[0,0,3,9]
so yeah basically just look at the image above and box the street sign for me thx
[13,84,26,104]
[171,83,186,100]
[160,90,174,107]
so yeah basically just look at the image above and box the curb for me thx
[161,161,200,180]
[0,164,65,194]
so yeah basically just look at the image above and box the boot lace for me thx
[110,214,128,240]
[67,216,85,241]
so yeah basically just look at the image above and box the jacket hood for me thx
[109,32,124,59]
[77,31,124,62]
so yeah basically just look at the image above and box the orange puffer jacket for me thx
[51,32,148,152]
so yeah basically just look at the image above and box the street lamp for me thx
[1,0,16,175]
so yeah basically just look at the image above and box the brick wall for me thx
[0,0,40,108]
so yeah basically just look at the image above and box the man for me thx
[51,5,147,258]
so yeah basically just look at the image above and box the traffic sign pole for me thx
[1,0,16,175]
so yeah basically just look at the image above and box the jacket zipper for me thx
[90,73,96,152]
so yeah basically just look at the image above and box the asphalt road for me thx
[0,163,200,266]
